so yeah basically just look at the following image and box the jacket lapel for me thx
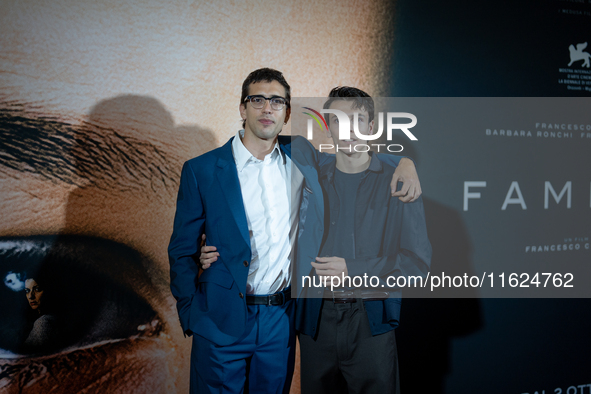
[215,139,251,249]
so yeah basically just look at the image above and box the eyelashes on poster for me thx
[0,236,171,392]
[0,97,188,392]
[1,236,159,353]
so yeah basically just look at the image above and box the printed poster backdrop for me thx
[1,0,590,394]
[0,0,396,392]
[390,1,591,393]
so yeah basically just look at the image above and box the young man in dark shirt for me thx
[296,87,432,394]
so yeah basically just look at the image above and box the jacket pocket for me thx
[198,267,235,289]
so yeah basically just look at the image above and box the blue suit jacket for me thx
[168,135,404,346]
[168,135,328,346]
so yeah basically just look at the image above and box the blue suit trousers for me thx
[191,300,296,394]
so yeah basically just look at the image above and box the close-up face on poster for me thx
[1,1,589,394]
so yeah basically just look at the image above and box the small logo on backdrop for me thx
[568,42,591,68]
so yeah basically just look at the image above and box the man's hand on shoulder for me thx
[391,157,422,202]
[312,256,348,278]
[199,234,219,269]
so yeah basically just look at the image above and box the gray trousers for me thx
[299,299,399,394]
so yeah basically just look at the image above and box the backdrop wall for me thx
[1,0,589,393]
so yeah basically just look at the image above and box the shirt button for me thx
[239,292,244,299]
[331,221,335,225]
[243,260,249,267]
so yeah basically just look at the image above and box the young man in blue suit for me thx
[169,68,421,394]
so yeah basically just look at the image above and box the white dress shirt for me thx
[232,130,302,295]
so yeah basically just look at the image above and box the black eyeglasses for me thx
[245,95,288,110]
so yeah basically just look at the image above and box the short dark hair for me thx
[240,68,291,128]
[323,86,374,126]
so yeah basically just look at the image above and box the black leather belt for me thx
[246,287,291,306]
[324,289,390,304]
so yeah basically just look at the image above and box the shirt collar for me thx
[232,130,284,171]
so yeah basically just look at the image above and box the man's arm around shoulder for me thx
[376,154,422,202]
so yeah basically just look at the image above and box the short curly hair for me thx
[322,86,374,126]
